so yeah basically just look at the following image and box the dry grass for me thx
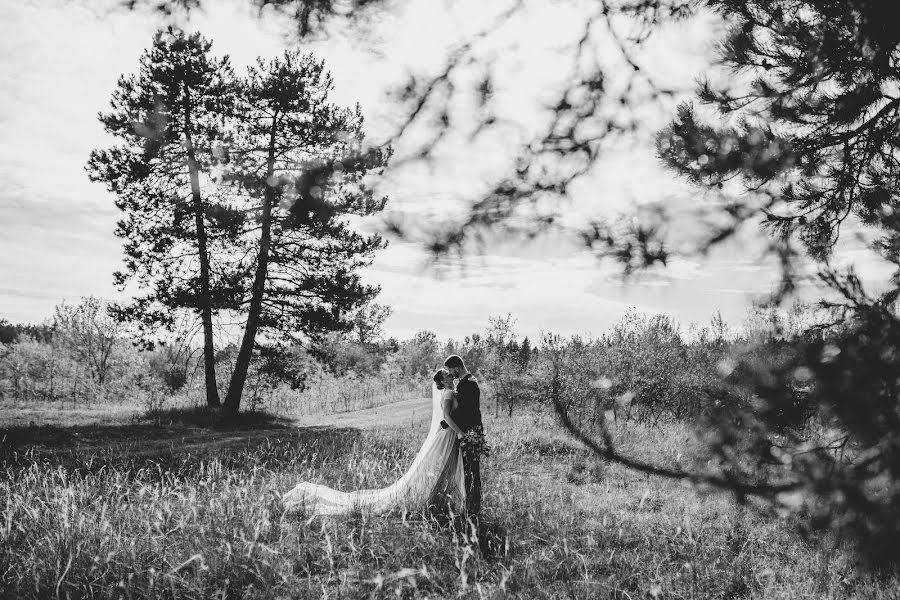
[0,405,896,599]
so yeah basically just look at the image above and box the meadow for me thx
[4,0,899,596]
[2,396,896,599]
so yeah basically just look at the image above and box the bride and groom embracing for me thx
[282,355,486,526]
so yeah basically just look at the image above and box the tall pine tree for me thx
[222,51,390,414]
[87,28,238,407]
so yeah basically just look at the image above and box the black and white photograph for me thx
[1,0,899,597]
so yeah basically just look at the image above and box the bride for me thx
[283,368,466,516]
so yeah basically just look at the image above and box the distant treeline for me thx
[0,297,803,421]
[0,320,53,345]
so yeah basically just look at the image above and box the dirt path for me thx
[293,396,432,429]
[0,396,433,434]
[0,397,433,467]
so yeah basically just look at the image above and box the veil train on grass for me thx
[282,384,464,516]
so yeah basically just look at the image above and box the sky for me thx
[0,0,894,342]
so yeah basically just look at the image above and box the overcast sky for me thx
[0,0,893,341]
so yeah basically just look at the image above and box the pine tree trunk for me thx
[183,82,221,408]
[224,118,277,415]
[190,154,221,408]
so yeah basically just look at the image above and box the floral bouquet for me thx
[459,425,490,458]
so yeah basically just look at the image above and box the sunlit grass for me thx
[1,407,896,599]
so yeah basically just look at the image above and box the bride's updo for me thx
[433,368,448,390]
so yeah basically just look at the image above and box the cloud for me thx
[362,238,664,339]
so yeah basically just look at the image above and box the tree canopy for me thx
[88,28,238,406]
[221,50,390,412]
[89,30,391,412]
[659,0,900,273]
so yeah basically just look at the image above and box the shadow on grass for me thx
[0,406,363,478]
[139,405,294,429]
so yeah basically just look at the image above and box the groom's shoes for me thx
[439,420,448,429]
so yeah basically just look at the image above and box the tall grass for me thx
[2,407,895,599]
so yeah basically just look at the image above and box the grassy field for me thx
[1,402,896,599]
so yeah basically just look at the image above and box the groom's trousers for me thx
[463,452,482,521]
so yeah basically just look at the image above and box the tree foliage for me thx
[227,51,387,340]
[87,28,238,406]
[396,330,440,378]
[647,1,900,565]
[221,50,389,412]
[89,31,390,413]
[349,303,392,347]
[0,319,53,345]
[658,0,900,271]
[52,297,122,387]
[483,314,530,416]
[119,0,384,38]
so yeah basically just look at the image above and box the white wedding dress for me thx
[282,384,464,516]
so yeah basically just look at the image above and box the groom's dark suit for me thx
[440,374,482,520]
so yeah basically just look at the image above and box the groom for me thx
[440,355,483,523]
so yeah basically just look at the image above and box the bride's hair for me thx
[433,368,448,390]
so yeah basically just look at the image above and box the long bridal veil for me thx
[282,384,464,516]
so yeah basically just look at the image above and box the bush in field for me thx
[696,277,900,566]
[0,298,199,406]
[146,343,193,393]
[395,330,441,378]
[0,298,133,405]
[53,297,123,387]
[312,333,387,376]
[527,306,823,431]
[482,315,527,416]
[604,311,688,423]
[529,310,736,429]
[0,336,72,402]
